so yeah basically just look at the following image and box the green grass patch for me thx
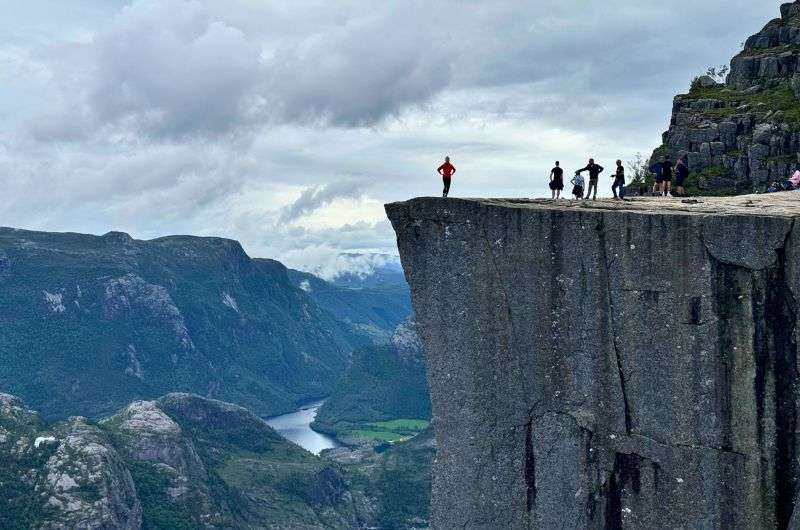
[341,419,430,442]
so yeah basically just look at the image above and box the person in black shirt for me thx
[611,159,625,199]
[576,158,604,200]
[661,155,673,197]
[549,161,564,199]
[674,158,689,197]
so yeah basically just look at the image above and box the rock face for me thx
[654,1,800,194]
[1,392,382,529]
[387,196,800,529]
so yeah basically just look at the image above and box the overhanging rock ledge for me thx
[386,195,800,530]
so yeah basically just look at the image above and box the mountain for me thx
[0,392,432,529]
[653,0,800,194]
[0,228,357,420]
[288,258,411,344]
[313,318,431,443]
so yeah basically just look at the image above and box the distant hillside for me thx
[287,258,411,343]
[313,318,431,442]
[653,0,800,194]
[0,392,433,529]
[0,228,360,420]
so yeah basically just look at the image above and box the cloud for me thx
[278,181,368,223]
[0,0,786,274]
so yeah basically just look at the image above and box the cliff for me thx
[654,1,800,194]
[387,195,800,529]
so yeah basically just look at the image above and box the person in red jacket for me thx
[437,157,456,197]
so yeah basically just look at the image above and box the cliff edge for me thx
[387,195,800,529]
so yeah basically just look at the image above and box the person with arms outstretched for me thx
[438,156,456,197]
[549,161,564,199]
[576,158,604,200]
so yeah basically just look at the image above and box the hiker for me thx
[612,159,625,199]
[650,160,663,195]
[576,159,604,200]
[674,159,689,196]
[661,155,673,196]
[437,156,456,197]
[549,161,564,199]
[571,172,585,200]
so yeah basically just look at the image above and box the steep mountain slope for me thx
[0,228,355,420]
[653,0,800,194]
[313,318,431,442]
[0,392,433,529]
[287,262,411,344]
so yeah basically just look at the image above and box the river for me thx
[265,400,341,455]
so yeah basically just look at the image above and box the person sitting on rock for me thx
[611,160,625,200]
[674,159,689,197]
[576,158,604,200]
[661,155,673,197]
[571,172,585,200]
[549,161,564,199]
[437,156,456,198]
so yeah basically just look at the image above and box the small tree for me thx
[627,153,650,188]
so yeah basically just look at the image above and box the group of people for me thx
[548,159,626,200]
[650,155,689,197]
[435,154,690,200]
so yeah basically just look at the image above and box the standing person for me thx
[612,159,625,199]
[661,155,673,197]
[549,161,564,199]
[571,172,585,200]
[576,158,604,200]
[675,158,689,197]
[650,160,663,195]
[437,156,456,198]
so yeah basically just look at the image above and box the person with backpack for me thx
[549,161,564,199]
[611,159,625,199]
[576,158,604,200]
[437,156,456,197]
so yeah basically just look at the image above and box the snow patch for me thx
[43,291,66,313]
[299,279,312,293]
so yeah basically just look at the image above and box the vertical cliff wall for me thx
[387,196,800,529]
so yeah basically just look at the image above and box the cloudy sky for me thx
[0,0,780,274]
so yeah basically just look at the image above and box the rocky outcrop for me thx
[388,196,800,529]
[654,1,800,194]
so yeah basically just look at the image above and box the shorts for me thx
[662,175,672,182]
[549,179,564,191]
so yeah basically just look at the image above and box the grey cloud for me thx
[279,180,367,223]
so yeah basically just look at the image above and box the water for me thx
[265,400,341,455]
